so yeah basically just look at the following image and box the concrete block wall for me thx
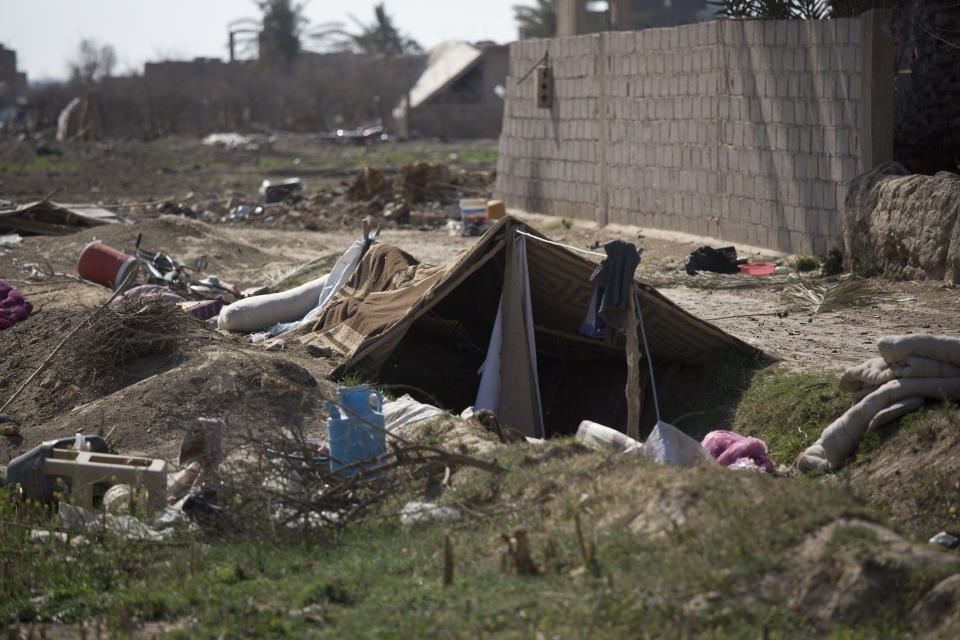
[496,16,886,254]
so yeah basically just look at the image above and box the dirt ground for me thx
[3,135,960,467]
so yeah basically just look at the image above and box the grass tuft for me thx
[732,368,850,464]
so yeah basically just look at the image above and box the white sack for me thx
[382,394,444,432]
[890,356,960,379]
[877,334,960,367]
[218,273,329,332]
[799,377,960,471]
[642,421,717,468]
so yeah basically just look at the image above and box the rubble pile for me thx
[124,162,495,232]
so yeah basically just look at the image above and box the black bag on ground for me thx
[685,246,739,275]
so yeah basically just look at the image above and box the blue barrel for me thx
[327,385,386,475]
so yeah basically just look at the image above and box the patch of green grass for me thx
[0,156,82,172]
[732,368,850,465]
[1,435,933,638]
[793,253,821,273]
[295,147,497,168]
[540,218,573,232]
[258,156,297,170]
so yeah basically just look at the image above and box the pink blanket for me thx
[701,430,775,473]
[0,279,33,330]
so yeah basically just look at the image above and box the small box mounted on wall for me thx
[536,66,553,109]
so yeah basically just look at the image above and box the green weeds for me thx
[732,368,850,464]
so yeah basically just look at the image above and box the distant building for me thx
[0,44,28,107]
[556,0,715,36]
[394,41,509,139]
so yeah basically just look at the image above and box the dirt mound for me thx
[782,518,959,628]
[31,345,334,462]
[842,162,960,282]
[27,215,282,289]
[346,166,391,201]
[56,298,199,390]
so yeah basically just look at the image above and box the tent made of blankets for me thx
[296,217,762,438]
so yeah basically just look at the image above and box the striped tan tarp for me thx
[300,216,761,375]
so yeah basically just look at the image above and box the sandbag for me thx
[877,334,960,367]
[218,273,329,332]
[890,356,960,379]
[851,384,881,403]
[838,357,895,392]
[868,396,926,430]
[799,377,960,471]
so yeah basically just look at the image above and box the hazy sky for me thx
[1,0,522,82]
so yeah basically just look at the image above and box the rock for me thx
[842,162,960,283]
[786,518,960,624]
[912,573,960,631]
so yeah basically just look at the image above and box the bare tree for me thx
[68,39,117,86]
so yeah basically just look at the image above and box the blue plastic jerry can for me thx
[326,385,386,475]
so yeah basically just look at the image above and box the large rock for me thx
[842,162,960,283]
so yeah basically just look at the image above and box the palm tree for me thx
[514,0,556,39]
[310,3,422,56]
[257,0,305,68]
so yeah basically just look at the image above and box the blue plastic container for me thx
[327,385,386,475]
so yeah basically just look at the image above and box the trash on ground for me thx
[799,334,960,471]
[327,384,386,475]
[737,262,776,276]
[4,435,170,515]
[643,421,717,467]
[576,419,643,454]
[399,502,462,526]
[383,394,445,431]
[701,430,775,472]
[0,232,21,248]
[78,241,141,290]
[58,502,177,541]
[260,178,304,204]
[685,245,741,275]
[0,197,121,235]
[929,531,960,549]
[1,278,33,330]
[202,132,259,150]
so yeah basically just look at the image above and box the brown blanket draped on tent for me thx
[296,216,762,438]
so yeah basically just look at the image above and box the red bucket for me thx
[77,242,139,290]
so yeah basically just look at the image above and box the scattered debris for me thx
[0,278,33,330]
[701,430,775,473]
[685,246,740,275]
[260,178,304,204]
[0,191,122,235]
[929,531,960,549]
[399,502,462,526]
